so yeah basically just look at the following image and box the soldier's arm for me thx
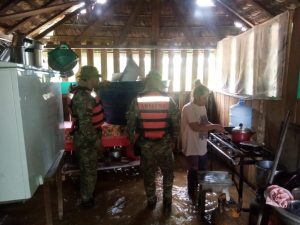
[169,98,180,140]
[75,94,98,142]
[126,98,138,144]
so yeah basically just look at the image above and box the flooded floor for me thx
[0,155,253,225]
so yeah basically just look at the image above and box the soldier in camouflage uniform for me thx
[126,71,179,215]
[69,66,103,208]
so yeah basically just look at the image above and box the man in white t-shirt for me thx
[181,85,224,196]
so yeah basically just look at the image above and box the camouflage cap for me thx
[144,70,165,91]
[79,66,101,80]
[145,70,162,82]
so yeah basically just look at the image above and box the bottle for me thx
[229,99,252,128]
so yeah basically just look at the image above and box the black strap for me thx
[93,119,105,126]
[140,127,169,131]
[140,118,168,122]
[93,109,104,116]
[139,109,169,113]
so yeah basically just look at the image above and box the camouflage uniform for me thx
[126,73,180,205]
[70,66,102,202]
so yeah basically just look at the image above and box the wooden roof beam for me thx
[215,0,255,27]
[115,0,144,46]
[32,5,85,39]
[252,0,276,17]
[170,0,196,47]
[152,0,160,44]
[0,1,81,21]
[6,0,58,34]
[0,0,23,15]
[76,0,118,40]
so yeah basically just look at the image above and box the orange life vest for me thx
[68,86,105,133]
[137,91,170,139]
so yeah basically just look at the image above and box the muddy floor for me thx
[0,154,253,225]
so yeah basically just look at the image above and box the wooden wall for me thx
[212,8,300,186]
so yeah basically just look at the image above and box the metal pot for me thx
[255,160,285,188]
[274,201,300,225]
[231,123,254,143]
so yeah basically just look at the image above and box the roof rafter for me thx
[115,0,144,46]
[0,1,81,21]
[152,0,160,44]
[75,0,118,41]
[170,0,196,47]
[215,0,254,27]
[0,0,23,15]
[32,5,85,39]
[252,0,276,16]
[6,0,58,34]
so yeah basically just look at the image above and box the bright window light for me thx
[119,51,127,72]
[196,0,215,7]
[185,52,193,91]
[132,52,140,66]
[162,52,169,81]
[234,21,243,28]
[93,50,101,74]
[197,51,204,83]
[241,27,247,32]
[173,52,181,92]
[144,52,151,76]
[81,49,87,66]
[107,52,114,81]
[79,2,85,7]
[96,0,107,4]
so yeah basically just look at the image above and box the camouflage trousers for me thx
[74,134,99,201]
[140,137,174,204]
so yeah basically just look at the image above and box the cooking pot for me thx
[231,123,254,143]
[256,160,285,188]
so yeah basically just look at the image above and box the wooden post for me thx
[74,49,82,69]
[180,50,187,92]
[151,49,162,73]
[126,49,132,57]
[113,49,120,73]
[101,50,107,80]
[139,50,145,78]
[192,49,199,85]
[203,50,210,86]
[157,49,163,75]
[168,50,174,92]
[87,48,94,66]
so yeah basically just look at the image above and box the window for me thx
[162,51,169,81]
[144,51,151,76]
[197,51,204,83]
[185,51,193,91]
[207,51,216,90]
[132,51,139,66]
[107,51,114,81]
[93,50,101,73]
[81,49,87,66]
[173,52,181,92]
[119,51,127,72]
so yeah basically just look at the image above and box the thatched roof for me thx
[0,0,298,48]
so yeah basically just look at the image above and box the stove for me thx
[207,132,273,210]
[208,133,272,166]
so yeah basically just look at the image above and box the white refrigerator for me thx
[0,61,64,202]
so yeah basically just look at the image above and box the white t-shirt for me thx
[181,102,209,156]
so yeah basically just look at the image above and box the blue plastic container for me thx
[229,99,252,128]
[98,81,144,125]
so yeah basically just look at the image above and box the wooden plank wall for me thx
[213,8,300,186]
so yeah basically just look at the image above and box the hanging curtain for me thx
[215,11,289,99]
